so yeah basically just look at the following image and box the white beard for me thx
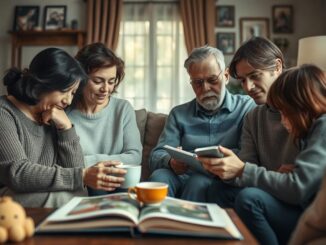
[197,96,219,111]
[197,88,226,111]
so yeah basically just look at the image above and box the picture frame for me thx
[216,6,235,27]
[43,5,67,30]
[216,32,235,55]
[240,18,270,44]
[13,6,39,31]
[273,38,290,52]
[272,5,293,33]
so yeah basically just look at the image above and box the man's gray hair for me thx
[184,45,226,72]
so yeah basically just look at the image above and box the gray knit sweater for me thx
[234,105,326,207]
[0,96,86,208]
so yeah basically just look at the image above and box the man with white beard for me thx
[148,45,256,201]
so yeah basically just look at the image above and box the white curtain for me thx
[115,2,194,113]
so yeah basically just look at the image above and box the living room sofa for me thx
[135,109,167,181]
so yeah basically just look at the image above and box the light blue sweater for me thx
[67,97,142,167]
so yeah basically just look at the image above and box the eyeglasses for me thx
[190,70,224,88]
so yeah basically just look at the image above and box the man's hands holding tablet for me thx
[194,146,224,158]
[164,145,224,176]
[166,146,189,175]
[198,146,245,180]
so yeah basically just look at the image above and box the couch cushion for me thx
[135,109,147,145]
[141,111,167,181]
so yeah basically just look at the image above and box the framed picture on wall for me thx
[43,5,67,30]
[240,18,270,44]
[13,6,39,31]
[216,32,235,55]
[272,5,293,33]
[216,6,235,27]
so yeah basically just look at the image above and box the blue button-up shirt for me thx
[149,90,256,171]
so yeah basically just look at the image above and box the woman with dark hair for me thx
[67,43,142,196]
[0,48,121,207]
[0,48,87,207]
[268,64,326,244]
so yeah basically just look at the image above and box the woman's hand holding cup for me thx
[83,160,126,191]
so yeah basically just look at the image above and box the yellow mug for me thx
[128,182,168,205]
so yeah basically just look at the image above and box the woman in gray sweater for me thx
[268,64,326,244]
[0,48,126,207]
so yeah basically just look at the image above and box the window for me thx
[116,2,193,113]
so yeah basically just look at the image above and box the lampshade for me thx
[297,36,326,71]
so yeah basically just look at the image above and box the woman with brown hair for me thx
[268,64,326,244]
[268,64,326,141]
[67,43,142,196]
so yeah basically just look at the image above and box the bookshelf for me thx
[9,30,86,68]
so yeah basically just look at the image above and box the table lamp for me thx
[297,35,326,71]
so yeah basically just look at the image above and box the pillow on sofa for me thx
[141,111,167,181]
[135,109,147,145]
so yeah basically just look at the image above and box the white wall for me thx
[215,0,326,67]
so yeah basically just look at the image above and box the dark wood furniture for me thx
[22,208,258,245]
[9,30,86,68]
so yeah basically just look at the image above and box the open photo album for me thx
[36,193,243,239]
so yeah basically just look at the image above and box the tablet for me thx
[194,146,224,158]
[163,145,211,176]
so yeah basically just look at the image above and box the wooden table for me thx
[9,30,86,68]
[21,208,258,245]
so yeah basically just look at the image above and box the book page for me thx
[45,193,139,224]
[139,197,226,227]
[138,197,243,239]
[220,209,243,239]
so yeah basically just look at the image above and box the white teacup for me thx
[116,164,141,189]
